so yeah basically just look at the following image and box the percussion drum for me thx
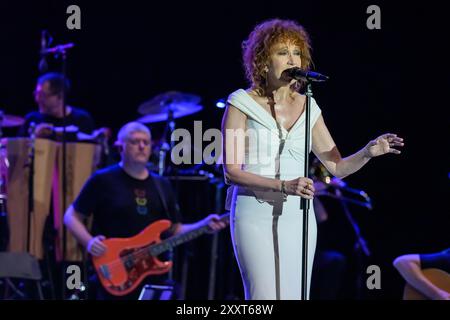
[5,138,98,261]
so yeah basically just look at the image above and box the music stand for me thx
[0,252,44,300]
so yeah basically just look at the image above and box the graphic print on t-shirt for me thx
[134,188,148,215]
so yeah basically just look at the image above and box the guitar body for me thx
[92,220,173,296]
[403,268,450,300]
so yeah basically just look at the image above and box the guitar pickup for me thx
[99,265,111,280]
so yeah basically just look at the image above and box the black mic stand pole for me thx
[300,80,313,300]
[294,68,329,300]
[27,123,37,254]
[43,44,72,298]
[60,47,69,300]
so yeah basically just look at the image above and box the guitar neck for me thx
[149,213,229,256]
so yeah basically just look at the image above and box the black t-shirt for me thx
[18,106,95,137]
[73,164,181,238]
[420,248,450,273]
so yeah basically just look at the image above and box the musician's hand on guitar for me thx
[87,235,107,257]
[203,214,227,234]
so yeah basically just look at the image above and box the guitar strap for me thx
[150,173,173,221]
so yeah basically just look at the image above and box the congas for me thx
[5,138,57,259]
[5,138,98,261]
[53,141,97,262]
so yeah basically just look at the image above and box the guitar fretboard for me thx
[148,213,229,256]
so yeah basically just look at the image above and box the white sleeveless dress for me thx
[227,89,322,300]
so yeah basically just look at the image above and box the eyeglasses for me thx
[126,138,151,146]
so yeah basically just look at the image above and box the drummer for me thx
[17,72,96,141]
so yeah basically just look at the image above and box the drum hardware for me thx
[137,91,203,176]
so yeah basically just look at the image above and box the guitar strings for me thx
[97,216,229,273]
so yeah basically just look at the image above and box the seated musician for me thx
[18,72,97,141]
[64,121,227,299]
[393,248,450,300]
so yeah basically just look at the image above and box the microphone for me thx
[285,67,329,82]
[38,30,48,73]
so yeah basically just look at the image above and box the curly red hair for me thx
[242,19,313,94]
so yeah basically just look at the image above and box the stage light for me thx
[215,99,226,109]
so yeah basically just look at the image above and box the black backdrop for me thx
[0,0,448,299]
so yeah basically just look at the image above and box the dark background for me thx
[0,0,448,299]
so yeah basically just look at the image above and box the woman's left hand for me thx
[365,133,404,158]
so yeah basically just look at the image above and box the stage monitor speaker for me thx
[138,284,174,300]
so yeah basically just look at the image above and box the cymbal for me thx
[0,112,25,127]
[137,91,203,123]
[137,104,203,123]
[138,91,201,115]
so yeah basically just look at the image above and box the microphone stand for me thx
[27,123,37,253]
[61,48,68,300]
[42,43,73,299]
[295,69,329,300]
[300,81,312,300]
